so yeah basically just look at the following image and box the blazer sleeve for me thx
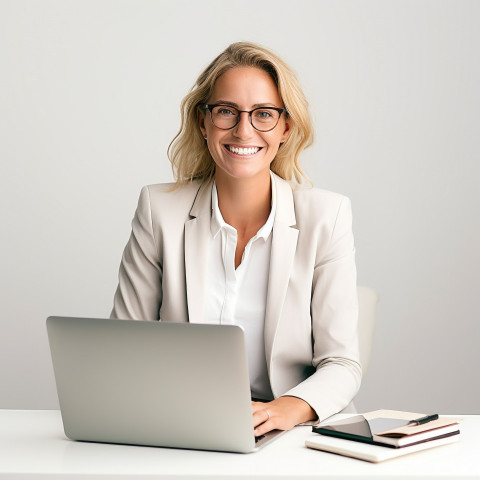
[110,186,163,320]
[283,196,362,422]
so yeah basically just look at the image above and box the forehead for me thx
[210,67,283,106]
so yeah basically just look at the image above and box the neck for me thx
[215,171,272,234]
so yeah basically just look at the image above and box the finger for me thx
[254,417,274,437]
[252,408,272,429]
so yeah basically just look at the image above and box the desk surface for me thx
[0,410,479,479]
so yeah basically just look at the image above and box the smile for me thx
[226,145,261,156]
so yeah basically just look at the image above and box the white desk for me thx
[0,410,479,479]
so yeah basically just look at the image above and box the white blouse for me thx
[203,174,277,400]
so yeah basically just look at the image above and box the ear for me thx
[280,116,291,143]
[198,109,207,139]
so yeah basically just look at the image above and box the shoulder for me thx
[292,183,349,209]
[274,174,351,223]
[132,181,209,240]
[137,181,204,216]
[292,185,352,234]
[142,181,203,202]
[275,178,355,253]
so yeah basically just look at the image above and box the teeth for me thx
[227,146,260,155]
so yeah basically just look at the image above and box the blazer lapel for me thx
[264,175,299,366]
[184,181,213,324]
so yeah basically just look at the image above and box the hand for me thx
[251,396,317,437]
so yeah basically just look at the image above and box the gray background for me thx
[1,0,479,413]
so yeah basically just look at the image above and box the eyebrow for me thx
[212,100,281,109]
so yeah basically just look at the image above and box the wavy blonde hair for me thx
[168,42,313,185]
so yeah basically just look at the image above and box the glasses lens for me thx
[251,108,281,131]
[211,106,239,129]
[210,105,282,131]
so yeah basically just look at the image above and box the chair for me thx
[357,285,379,378]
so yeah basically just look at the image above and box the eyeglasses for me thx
[202,104,287,132]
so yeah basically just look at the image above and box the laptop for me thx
[46,316,284,453]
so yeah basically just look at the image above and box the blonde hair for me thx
[168,42,313,185]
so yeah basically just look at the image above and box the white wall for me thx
[1,0,479,413]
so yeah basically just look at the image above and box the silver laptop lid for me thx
[47,317,257,453]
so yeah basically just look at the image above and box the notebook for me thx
[306,410,461,462]
[46,316,284,453]
[305,431,459,463]
[312,410,461,448]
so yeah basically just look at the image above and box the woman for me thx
[111,42,361,437]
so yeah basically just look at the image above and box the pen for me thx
[408,414,439,425]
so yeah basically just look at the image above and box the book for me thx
[312,410,462,448]
[305,431,460,463]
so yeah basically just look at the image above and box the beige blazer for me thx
[111,173,362,421]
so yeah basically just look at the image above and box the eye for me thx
[255,110,273,120]
[216,107,236,116]
[254,109,275,121]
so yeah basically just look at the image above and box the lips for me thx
[225,145,262,156]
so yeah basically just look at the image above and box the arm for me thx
[110,186,163,320]
[291,196,361,420]
[254,196,361,434]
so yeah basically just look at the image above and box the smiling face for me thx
[198,67,290,184]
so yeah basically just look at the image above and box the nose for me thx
[233,111,254,138]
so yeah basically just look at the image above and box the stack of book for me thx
[305,409,461,463]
